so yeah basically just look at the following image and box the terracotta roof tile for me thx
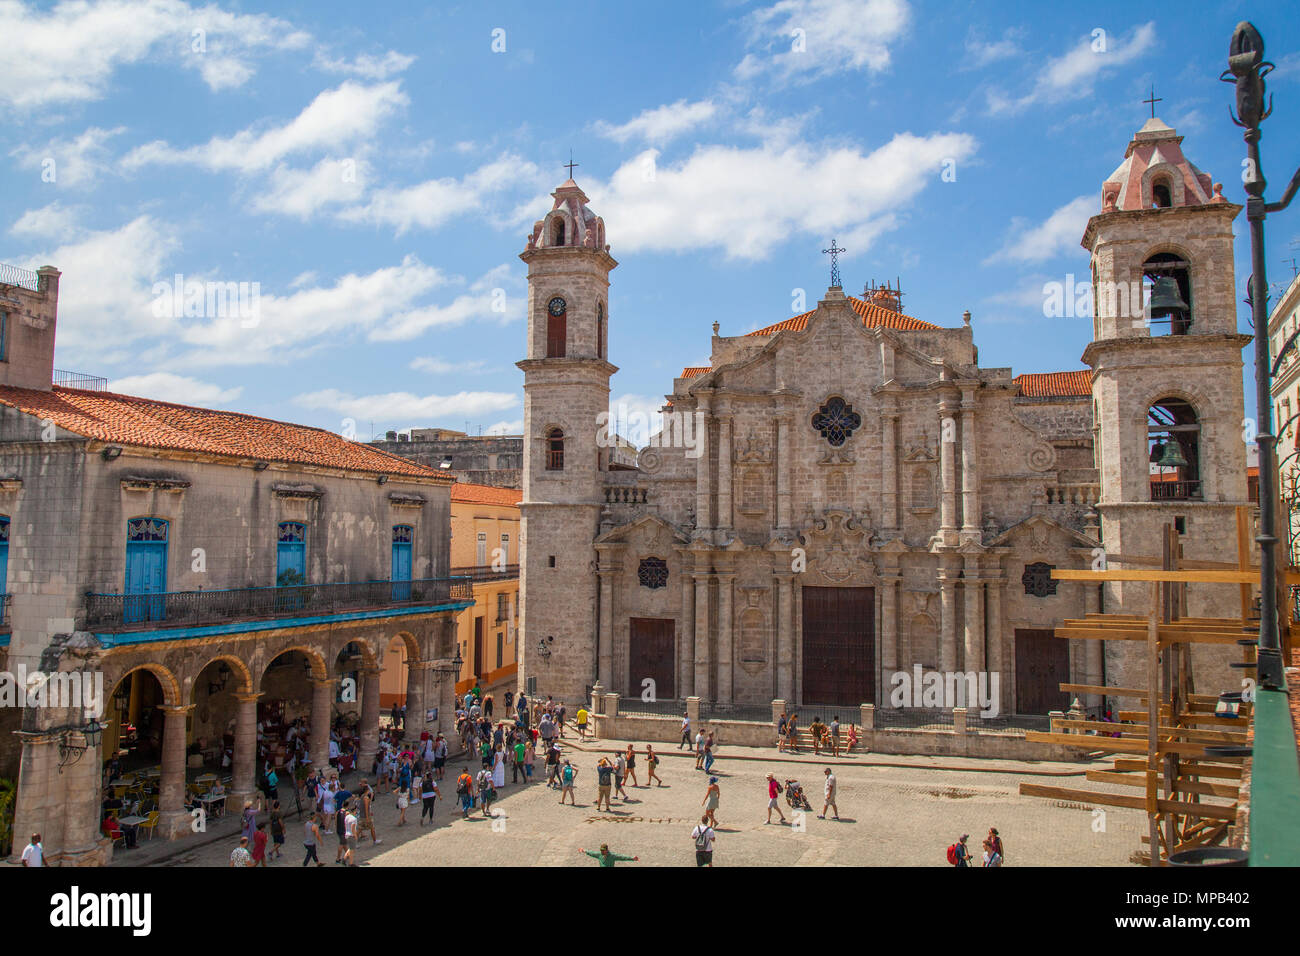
[680,366,711,379]
[449,482,522,506]
[0,384,447,480]
[1013,370,1092,398]
[747,294,942,337]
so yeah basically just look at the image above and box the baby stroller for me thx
[784,779,812,811]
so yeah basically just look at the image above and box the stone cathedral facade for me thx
[517,117,1250,718]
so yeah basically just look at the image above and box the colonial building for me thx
[0,264,471,865]
[369,428,523,488]
[517,117,1251,718]
[1267,271,1300,568]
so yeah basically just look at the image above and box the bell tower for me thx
[516,177,617,704]
[1082,116,1252,687]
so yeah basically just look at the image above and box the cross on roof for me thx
[564,151,579,179]
[1143,85,1162,118]
[822,239,845,288]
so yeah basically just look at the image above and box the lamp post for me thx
[1222,21,1300,690]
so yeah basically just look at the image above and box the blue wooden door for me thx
[391,525,412,601]
[124,518,168,623]
[276,522,306,584]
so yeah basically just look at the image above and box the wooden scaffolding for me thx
[1016,507,1279,865]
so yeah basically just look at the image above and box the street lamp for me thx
[1222,21,1300,689]
[57,717,103,773]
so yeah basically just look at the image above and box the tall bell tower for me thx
[1083,116,1252,689]
[516,178,617,704]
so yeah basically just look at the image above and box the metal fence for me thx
[52,369,109,391]
[84,577,473,630]
[0,261,40,291]
[875,707,957,730]
[701,701,775,723]
[970,713,1051,733]
[617,697,685,718]
[449,564,519,582]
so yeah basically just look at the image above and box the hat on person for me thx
[960,833,969,840]
[709,776,718,783]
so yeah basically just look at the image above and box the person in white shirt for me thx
[691,816,715,867]
[819,768,839,820]
[328,737,341,768]
[343,805,359,866]
[21,833,42,867]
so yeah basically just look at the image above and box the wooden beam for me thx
[1018,783,1238,821]
[1052,627,1245,645]
[1083,770,1240,798]
[1023,731,1229,756]
[1112,758,1242,779]
[1054,718,1248,743]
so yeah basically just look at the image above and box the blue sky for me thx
[2,0,1298,439]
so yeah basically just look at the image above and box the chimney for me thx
[0,263,60,391]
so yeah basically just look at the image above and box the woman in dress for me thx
[645,745,662,787]
[624,744,639,788]
[395,777,410,826]
[492,744,506,790]
[240,800,257,842]
[701,776,720,828]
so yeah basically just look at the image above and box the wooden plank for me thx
[1060,683,1147,697]
[1051,717,1248,743]
[1117,710,1249,728]
[1053,626,1246,645]
[1102,552,1258,572]
[1113,758,1243,779]
[1083,770,1239,799]
[1023,731,1227,757]
[1019,783,1239,821]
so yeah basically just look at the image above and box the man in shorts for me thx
[595,758,614,811]
[691,815,715,867]
[343,801,359,866]
[819,767,839,820]
[765,772,787,825]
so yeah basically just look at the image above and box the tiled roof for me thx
[1013,370,1092,398]
[680,366,711,379]
[0,384,446,479]
[747,294,942,338]
[449,482,522,506]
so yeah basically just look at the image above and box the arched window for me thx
[546,296,567,358]
[1148,398,1201,500]
[911,467,935,511]
[546,428,565,471]
[597,301,606,359]
[552,217,565,246]
[1151,177,1173,209]
[1143,252,1192,335]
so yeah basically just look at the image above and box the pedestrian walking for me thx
[333,802,349,863]
[478,765,497,817]
[988,827,1005,863]
[546,743,562,788]
[948,834,972,867]
[303,813,324,866]
[240,800,257,843]
[703,732,716,775]
[512,737,528,783]
[252,821,268,867]
[578,844,638,866]
[819,767,839,820]
[694,730,706,769]
[830,716,841,757]
[691,816,715,867]
[765,773,787,825]
[456,767,475,818]
[702,776,720,827]
[614,750,630,799]
[776,712,788,752]
[524,739,536,781]
[786,713,799,753]
[230,835,253,867]
[595,758,615,811]
[679,713,692,749]
[559,760,578,805]
[343,802,359,867]
[269,800,285,859]
[396,778,411,825]
[624,744,640,788]
[359,781,382,846]
[576,705,590,740]
[20,833,42,867]
[419,772,439,824]
[646,745,662,787]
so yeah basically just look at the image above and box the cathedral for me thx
[516,116,1251,719]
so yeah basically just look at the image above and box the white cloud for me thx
[568,132,976,261]
[410,357,489,374]
[963,27,1023,68]
[734,0,911,84]
[595,100,719,145]
[252,158,370,219]
[0,0,309,108]
[985,23,1156,115]
[107,372,242,405]
[10,203,84,240]
[314,49,415,79]
[984,196,1094,264]
[339,154,540,235]
[124,81,408,174]
[292,388,518,422]
[484,420,523,436]
[608,393,674,449]
[10,126,126,188]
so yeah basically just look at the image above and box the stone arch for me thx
[338,635,381,671]
[106,661,182,708]
[543,210,573,248]
[261,644,329,682]
[907,613,939,671]
[190,653,254,697]
[1141,163,1185,208]
[388,630,421,659]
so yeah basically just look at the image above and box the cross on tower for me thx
[822,239,845,288]
[564,151,579,179]
[1143,85,1162,118]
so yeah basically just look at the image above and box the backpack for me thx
[456,776,469,796]
[946,844,960,865]
[694,827,711,850]
[267,770,278,788]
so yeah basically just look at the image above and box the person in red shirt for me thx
[765,772,787,825]
[252,822,269,867]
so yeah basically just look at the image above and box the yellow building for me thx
[381,482,521,706]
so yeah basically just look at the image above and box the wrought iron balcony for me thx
[83,577,473,631]
[450,564,519,583]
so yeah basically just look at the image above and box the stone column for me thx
[962,564,985,676]
[716,571,734,705]
[879,571,900,690]
[775,417,791,529]
[309,677,334,765]
[694,393,713,533]
[158,705,193,838]
[939,398,958,538]
[358,668,382,773]
[693,572,711,700]
[60,728,106,863]
[938,561,958,674]
[717,416,733,532]
[860,702,875,730]
[986,572,1007,713]
[230,692,260,807]
[776,569,794,702]
[597,562,615,688]
[960,391,980,540]
[881,409,899,535]
[680,562,695,699]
